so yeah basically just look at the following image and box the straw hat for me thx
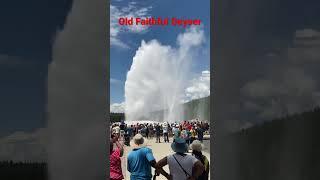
[190,140,204,152]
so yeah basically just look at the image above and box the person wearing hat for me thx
[127,134,167,180]
[155,137,204,180]
[190,140,210,180]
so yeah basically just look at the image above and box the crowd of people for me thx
[109,120,210,180]
[110,120,210,145]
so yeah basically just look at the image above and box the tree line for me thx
[230,107,320,180]
[0,161,47,180]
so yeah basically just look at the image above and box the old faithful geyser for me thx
[125,27,205,123]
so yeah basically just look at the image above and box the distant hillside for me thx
[182,96,210,121]
[110,113,124,123]
[228,107,320,180]
[110,96,210,122]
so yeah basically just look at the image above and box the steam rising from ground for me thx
[48,0,106,179]
[125,27,204,123]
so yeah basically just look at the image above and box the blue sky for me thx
[110,0,211,105]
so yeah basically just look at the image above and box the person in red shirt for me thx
[187,123,193,131]
[110,135,124,180]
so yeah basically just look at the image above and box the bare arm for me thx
[114,140,124,157]
[155,157,170,179]
[150,160,157,168]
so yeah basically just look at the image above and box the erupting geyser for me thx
[48,0,106,179]
[125,27,205,123]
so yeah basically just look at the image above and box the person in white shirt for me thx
[163,122,169,143]
[155,137,204,180]
[172,126,177,137]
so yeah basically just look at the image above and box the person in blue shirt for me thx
[127,134,167,180]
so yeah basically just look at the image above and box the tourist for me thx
[120,120,125,131]
[145,125,150,139]
[127,134,165,180]
[168,123,172,137]
[181,128,189,144]
[163,122,169,143]
[190,127,197,144]
[155,137,205,180]
[187,128,192,146]
[149,125,154,139]
[110,136,124,180]
[132,125,136,136]
[134,123,139,135]
[186,122,192,131]
[155,124,161,143]
[172,124,177,137]
[179,124,183,132]
[160,124,163,136]
[113,125,120,138]
[190,140,210,180]
[127,125,133,138]
[174,125,181,138]
[196,125,204,142]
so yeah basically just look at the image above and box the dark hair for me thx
[110,139,114,153]
[192,150,204,163]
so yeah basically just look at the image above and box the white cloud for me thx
[110,3,152,48]
[241,29,320,120]
[111,36,130,49]
[184,70,210,102]
[177,26,205,48]
[0,128,47,162]
[110,102,125,113]
[110,78,122,84]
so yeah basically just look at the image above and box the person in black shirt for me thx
[127,125,133,138]
[197,125,204,142]
[120,122,125,131]
[155,124,161,143]
[145,125,150,139]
